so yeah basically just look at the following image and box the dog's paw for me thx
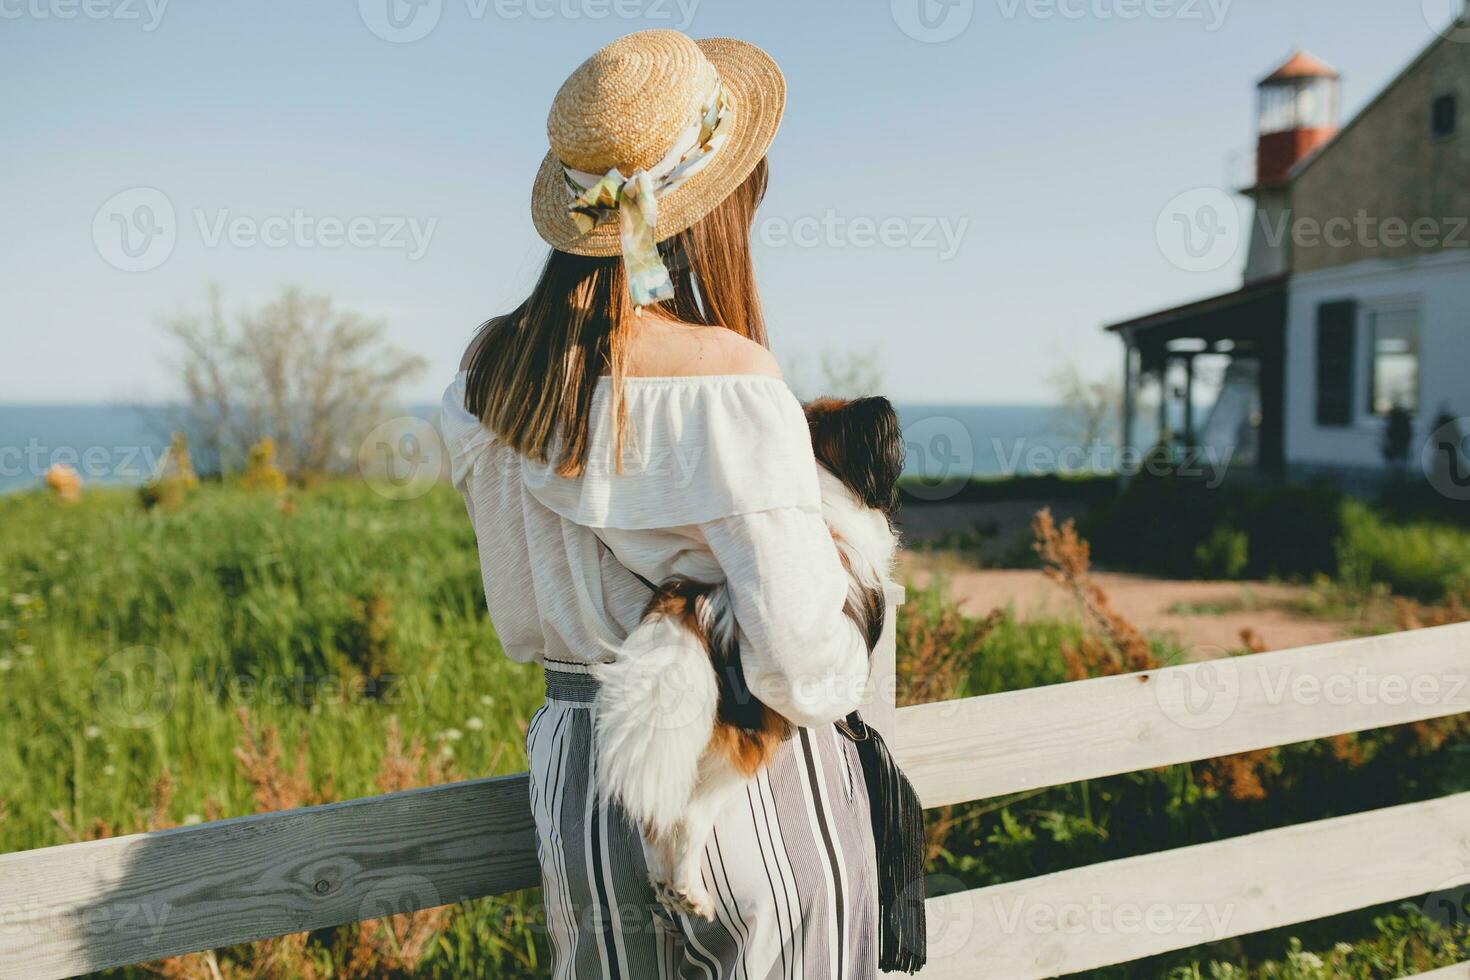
[649,875,715,921]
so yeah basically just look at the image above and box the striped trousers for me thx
[528,665,879,980]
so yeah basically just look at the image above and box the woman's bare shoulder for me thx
[627,319,781,380]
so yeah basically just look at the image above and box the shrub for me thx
[1085,473,1345,581]
[1337,500,1470,601]
[1194,526,1250,580]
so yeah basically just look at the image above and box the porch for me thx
[1107,274,1288,476]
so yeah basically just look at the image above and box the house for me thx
[1106,10,1470,488]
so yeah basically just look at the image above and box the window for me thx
[1432,93,1457,139]
[1367,308,1420,416]
[1315,300,1357,427]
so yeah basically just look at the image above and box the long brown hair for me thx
[465,158,769,477]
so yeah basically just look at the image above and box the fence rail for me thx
[1,606,1468,979]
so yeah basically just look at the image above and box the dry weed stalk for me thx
[1032,509,1155,678]
[896,597,1006,860]
[1031,509,1279,802]
[56,711,463,978]
[1394,590,1470,630]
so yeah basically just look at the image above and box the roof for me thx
[1290,26,1460,184]
[1259,49,1340,85]
[1105,274,1287,336]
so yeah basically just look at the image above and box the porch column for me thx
[1121,336,1136,458]
[1182,354,1196,446]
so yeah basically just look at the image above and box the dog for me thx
[593,395,904,920]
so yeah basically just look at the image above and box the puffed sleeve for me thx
[441,381,544,663]
[699,507,871,728]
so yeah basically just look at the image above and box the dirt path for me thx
[901,560,1353,657]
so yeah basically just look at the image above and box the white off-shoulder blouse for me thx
[439,372,871,728]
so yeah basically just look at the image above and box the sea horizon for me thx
[0,401,1136,496]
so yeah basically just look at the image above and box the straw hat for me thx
[531,30,785,258]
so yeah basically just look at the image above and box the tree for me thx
[1046,359,1121,449]
[785,348,884,401]
[161,286,427,478]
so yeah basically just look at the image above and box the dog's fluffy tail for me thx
[593,601,721,839]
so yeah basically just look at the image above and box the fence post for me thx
[866,582,905,737]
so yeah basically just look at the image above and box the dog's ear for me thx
[805,396,905,517]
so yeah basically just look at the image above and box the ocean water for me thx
[0,402,1106,496]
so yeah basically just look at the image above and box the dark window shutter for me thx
[1432,94,1457,138]
[1316,300,1357,427]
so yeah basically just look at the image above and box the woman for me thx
[440,30,878,979]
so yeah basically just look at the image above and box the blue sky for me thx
[1,0,1460,404]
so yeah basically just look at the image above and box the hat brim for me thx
[531,37,785,257]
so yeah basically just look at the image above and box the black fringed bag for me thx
[835,710,928,974]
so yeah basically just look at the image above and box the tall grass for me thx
[1337,500,1470,601]
[0,483,548,976]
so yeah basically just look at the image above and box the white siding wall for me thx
[1285,251,1470,470]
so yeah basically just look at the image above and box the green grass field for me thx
[0,482,549,976]
[2,482,1467,978]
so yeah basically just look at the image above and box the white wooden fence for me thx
[2,591,1469,979]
